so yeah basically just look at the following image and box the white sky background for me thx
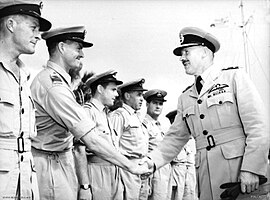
[22,0,270,117]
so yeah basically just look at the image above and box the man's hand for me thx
[239,171,259,193]
[78,188,92,200]
[128,158,153,175]
[138,157,155,179]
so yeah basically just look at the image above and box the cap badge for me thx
[157,92,162,97]
[39,2,43,10]
[179,34,184,44]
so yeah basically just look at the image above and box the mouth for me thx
[30,41,37,46]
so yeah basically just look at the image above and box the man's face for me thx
[12,15,41,54]
[62,40,84,72]
[147,100,164,118]
[180,45,204,76]
[101,82,119,107]
[126,91,144,111]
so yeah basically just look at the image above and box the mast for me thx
[239,0,250,75]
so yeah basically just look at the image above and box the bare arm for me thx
[73,144,92,200]
[80,131,149,174]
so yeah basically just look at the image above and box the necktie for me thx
[196,76,203,94]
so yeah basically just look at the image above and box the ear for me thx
[6,17,16,33]
[97,84,104,94]
[124,92,130,100]
[57,42,66,54]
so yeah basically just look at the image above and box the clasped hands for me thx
[128,157,155,179]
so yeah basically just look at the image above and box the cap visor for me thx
[38,17,52,31]
[173,43,201,56]
[22,12,51,31]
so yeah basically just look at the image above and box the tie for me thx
[196,76,203,94]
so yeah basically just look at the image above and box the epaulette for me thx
[50,72,62,84]
[83,102,92,110]
[222,66,239,71]
[182,84,194,93]
[142,119,148,127]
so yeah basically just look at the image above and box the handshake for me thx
[128,157,156,179]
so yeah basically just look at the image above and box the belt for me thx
[195,126,245,151]
[31,147,72,160]
[0,138,31,152]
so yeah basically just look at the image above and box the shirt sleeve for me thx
[233,70,269,175]
[44,85,95,139]
[150,96,190,169]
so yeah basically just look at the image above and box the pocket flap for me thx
[221,139,245,159]
[183,106,195,118]
[207,92,234,107]
[0,90,15,105]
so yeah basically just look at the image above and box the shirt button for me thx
[219,101,223,104]
[21,108,24,114]
[203,130,208,135]
[197,99,202,104]
[200,114,205,119]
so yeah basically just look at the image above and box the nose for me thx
[179,55,185,61]
[80,50,84,58]
[35,31,41,41]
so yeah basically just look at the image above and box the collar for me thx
[145,114,159,125]
[47,60,71,86]
[200,62,221,82]
[0,58,30,82]
[123,103,137,115]
[90,98,106,112]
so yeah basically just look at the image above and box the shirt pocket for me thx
[0,90,17,134]
[125,125,139,145]
[206,92,239,129]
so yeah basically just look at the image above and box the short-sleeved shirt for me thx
[110,103,148,158]
[83,98,118,150]
[143,114,164,153]
[31,61,95,152]
[0,59,36,141]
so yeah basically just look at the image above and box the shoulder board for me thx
[182,84,194,93]
[50,72,62,83]
[83,102,92,110]
[142,118,148,126]
[222,66,239,71]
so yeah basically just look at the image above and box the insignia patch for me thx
[179,34,184,44]
[208,83,229,97]
[50,72,62,84]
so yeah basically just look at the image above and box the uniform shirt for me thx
[0,60,36,141]
[150,64,269,199]
[31,61,95,152]
[110,103,149,158]
[143,114,164,153]
[84,98,118,150]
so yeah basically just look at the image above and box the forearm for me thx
[81,131,134,172]
[73,145,90,185]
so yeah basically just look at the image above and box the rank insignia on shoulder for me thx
[182,84,194,93]
[50,72,62,83]
[222,66,239,71]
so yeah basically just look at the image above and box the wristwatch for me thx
[80,184,90,190]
